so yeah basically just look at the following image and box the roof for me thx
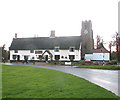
[9,36,82,50]
[93,47,109,53]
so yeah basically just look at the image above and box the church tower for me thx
[81,20,94,59]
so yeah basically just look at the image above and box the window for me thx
[65,57,67,59]
[38,55,42,59]
[54,47,59,52]
[55,55,60,60]
[35,51,42,54]
[101,49,104,53]
[61,56,64,59]
[12,55,17,60]
[85,25,87,29]
[69,55,75,61]
[30,50,34,53]
[69,47,75,52]
[24,56,28,60]
[14,50,18,53]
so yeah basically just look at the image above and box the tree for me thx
[109,41,115,60]
[112,32,120,61]
[96,35,104,49]
[1,44,8,62]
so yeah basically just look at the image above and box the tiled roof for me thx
[93,47,109,53]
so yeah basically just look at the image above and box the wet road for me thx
[2,63,119,96]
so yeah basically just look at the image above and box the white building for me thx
[9,20,104,62]
[85,47,110,61]
[9,31,82,62]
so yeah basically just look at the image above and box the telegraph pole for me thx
[116,32,119,61]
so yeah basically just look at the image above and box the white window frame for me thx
[69,46,75,52]
[54,46,60,52]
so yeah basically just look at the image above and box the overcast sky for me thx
[0,0,119,50]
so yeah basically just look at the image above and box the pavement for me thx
[1,63,119,96]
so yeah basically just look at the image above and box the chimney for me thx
[15,33,17,38]
[50,30,55,38]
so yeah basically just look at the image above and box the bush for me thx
[60,62,65,65]
[85,61,93,65]
[80,60,85,65]
[109,60,117,65]
[72,62,80,66]
[22,60,24,64]
[94,62,99,65]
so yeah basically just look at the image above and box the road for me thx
[2,63,119,96]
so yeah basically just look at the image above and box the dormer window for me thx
[54,46,59,52]
[69,47,75,52]
[35,50,42,54]
[30,50,34,53]
[14,50,18,53]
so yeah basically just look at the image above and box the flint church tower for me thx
[81,20,94,59]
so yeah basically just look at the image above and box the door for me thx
[45,55,48,61]
[17,55,20,61]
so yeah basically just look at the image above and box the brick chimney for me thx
[15,33,17,38]
[50,30,55,38]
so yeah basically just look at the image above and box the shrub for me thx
[85,61,93,65]
[60,62,65,65]
[94,62,99,65]
[72,62,80,66]
[109,60,117,65]
[80,60,85,65]
[22,60,24,64]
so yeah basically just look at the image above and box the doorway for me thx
[17,55,20,61]
[45,55,48,61]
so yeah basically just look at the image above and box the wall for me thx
[85,53,110,61]
[93,53,110,61]
[10,49,81,61]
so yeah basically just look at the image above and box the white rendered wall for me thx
[85,54,93,60]
[10,50,44,60]
[10,49,81,61]
[50,50,81,61]
[85,53,110,61]
[92,53,110,61]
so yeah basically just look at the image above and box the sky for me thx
[0,0,119,50]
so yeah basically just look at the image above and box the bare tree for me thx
[96,35,102,49]
[109,41,115,60]
[2,44,8,62]
[96,35,105,49]
[112,32,120,61]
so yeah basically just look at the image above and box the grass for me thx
[50,61,120,70]
[2,64,118,98]
[76,65,120,70]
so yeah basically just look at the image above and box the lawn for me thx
[51,61,120,70]
[2,64,118,98]
[76,65,120,70]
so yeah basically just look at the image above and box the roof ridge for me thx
[14,36,81,39]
